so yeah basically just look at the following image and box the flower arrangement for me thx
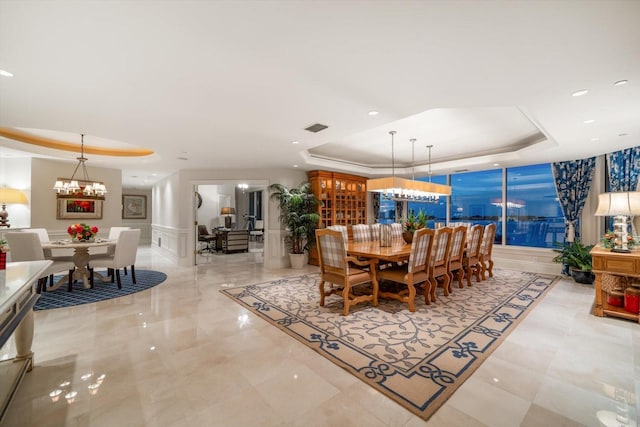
[68,223,99,242]
[601,230,636,249]
[404,210,428,234]
[0,239,7,253]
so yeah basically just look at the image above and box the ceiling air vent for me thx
[304,123,328,133]
[454,169,469,173]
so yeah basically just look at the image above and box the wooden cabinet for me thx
[591,246,640,322]
[308,170,368,227]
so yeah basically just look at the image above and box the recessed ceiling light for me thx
[492,163,500,167]
[572,89,589,97]
[619,133,628,137]
[0,69,14,77]
[368,111,379,116]
[293,164,299,168]
[583,119,595,124]
[614,80,628,86]
[591,137,600,142]
[291,140,300,144]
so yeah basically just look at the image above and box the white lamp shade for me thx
[595,192,640,216]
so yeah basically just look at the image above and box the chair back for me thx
[449,225,468,263]
[5,232,45,261]
[197,225,210,237]
[467,224,484,258]
[352,224,371,243]
[370,223,380,241]
[430,227,453,268]
[109,226,131,240]
[113,229,141,268]
[327,225,348,248]
[390,223,403,243]
[20,228,50,243]
[480,223,497,256]
[254,220,264,230]
[407,228,435,273]
[316,229,348,273]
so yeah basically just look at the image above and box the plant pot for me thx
[402,231,413,244]
[570,267,595,285]
[289,253,307,269]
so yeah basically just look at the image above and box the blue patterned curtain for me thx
[552,157,596,242]
[607,146,640,191]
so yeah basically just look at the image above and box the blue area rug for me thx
[222,269,559,421]
[35,270,168,311]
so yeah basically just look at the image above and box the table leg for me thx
[72,247,91,289]
[14,310,35,372]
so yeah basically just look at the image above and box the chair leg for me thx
[89,268,94,288]
[36,278,45,294]
[115,269,122,289]
[68,269,74,292]
[319,280,326,306]
[110,268,115,283]
[130,265,136,284]
[124,266,128,276]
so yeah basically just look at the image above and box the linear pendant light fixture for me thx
[52,134,107,200]
[366,131,451,202]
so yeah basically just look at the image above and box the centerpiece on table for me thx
[601,230,636,250]
[68,223,99,242]
[403,210,428,243]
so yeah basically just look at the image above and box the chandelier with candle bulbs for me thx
[52,134,107,200]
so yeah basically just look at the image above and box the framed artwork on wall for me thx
[57,198,103,220]
[122,195,147,219]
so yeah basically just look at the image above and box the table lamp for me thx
[220,207,235,229]
[595,191,640,252]
[0,187,27,228]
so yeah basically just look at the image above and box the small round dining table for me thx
[42,240,115,290]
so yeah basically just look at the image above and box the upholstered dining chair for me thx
[316,228,378,315]
[427,227,453,303]
[90,229,141,289]
[376,228,434,312]
[463,224,484,287]
[370,223,380,242]
[19,228,53,257]
[448,225,468,289]
[351,224,372,243]
[479,223,497,280]
[249,220,264,242]
[5,232,75,293]
[390,222,403,244]
[327,225,348,248]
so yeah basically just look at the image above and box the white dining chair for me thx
[90,229,141,289]
[20,228,52,257]
[5,232,75,293]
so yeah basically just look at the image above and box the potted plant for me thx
[402,210,427,243]
[269,182,320,269]
[552,240,595,284]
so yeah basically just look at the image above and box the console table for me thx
[0,260,51,422]
[591,246,640,323]
[215,230,249,253]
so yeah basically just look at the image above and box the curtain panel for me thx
[552,157,596,242]
[607,146,640,191]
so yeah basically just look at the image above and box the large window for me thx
[505,164,563,248]
[407,175,447,228]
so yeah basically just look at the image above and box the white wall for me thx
[122,188,153,244]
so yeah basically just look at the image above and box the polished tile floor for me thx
[2,246,639,426]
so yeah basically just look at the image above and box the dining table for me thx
[347,240,412,264]
[42,239,115,290]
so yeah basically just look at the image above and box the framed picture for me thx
[57,198,103,220]
[122,194,147,219]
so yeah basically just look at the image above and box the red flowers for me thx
[68,223,99,241]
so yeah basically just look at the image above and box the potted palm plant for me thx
[269,182,320,269]
[552,240,595,284]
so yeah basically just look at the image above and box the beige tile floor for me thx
[1,245,639,427]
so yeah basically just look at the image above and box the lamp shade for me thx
[595,192,640,216]
[0,188,27,204]
[220,207,235,215]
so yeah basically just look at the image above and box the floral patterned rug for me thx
[221,269,559,421]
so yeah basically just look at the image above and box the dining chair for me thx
[427,227,453,303]
[249,219,264,242]
[5,232,75,293]
[376,228,434,312]
[352,224,372,243]
[479,223,497,280]
[19,228,52,257]
[316,228,378,315]
[90,229,141,289]
[463,224,484,287]
[327,225,348,248]
[448,225,468,289]
[370,223,380,242]
[390,223,403,244]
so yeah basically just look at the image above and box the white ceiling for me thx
[1,1,639,188]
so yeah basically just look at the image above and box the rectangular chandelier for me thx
[367,176,451,202]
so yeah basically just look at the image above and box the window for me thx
[505,164,563,248]
[378,198,395,224]
[407,175,447,228]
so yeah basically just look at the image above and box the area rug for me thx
[35,270,168,311]
[221,269,559,421]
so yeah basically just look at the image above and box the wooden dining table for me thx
[347,240,412,264]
